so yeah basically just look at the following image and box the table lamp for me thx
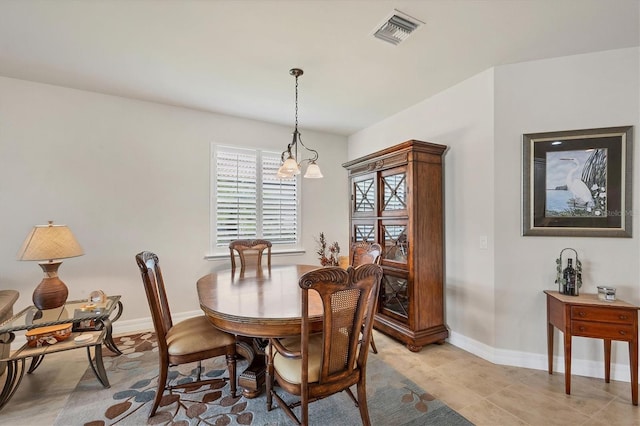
[17,221,84,310]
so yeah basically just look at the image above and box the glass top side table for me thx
[0,295,123,411]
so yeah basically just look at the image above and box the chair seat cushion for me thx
[166,316,235,357]
[273,334,323,384]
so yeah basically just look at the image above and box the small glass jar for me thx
[597,286,616,302]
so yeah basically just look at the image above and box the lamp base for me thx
[32,261,69,310]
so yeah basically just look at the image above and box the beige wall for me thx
[493,48,640,377]
[0,76,349,325]
[348,47,640,381]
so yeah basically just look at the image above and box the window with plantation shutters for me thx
[211,145,299,252]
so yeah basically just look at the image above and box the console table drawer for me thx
[571,306,635,324]
[571,320,635,340]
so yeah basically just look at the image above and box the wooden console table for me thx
[544,290,638,405]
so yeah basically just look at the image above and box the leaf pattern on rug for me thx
[401,387,436,413]
[57,332,472,426]
[84,334,253,425]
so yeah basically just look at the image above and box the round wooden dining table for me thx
[197,264,324,337]
[196,264,324,397]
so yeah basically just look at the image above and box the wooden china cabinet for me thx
[343,140,448,351]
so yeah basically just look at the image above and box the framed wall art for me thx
[522,126,633,237]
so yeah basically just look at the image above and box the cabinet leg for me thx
[406,344,422,352]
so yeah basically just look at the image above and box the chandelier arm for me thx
[296,134,319,163]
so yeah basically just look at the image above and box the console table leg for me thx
[630,339,638,406]
[0,359,26,411]
[604,339,612,383]
[564,331,572,395]
[547,322,554,374]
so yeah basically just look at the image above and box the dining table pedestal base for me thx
[236,338,266,398]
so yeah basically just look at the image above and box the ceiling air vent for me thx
[373,9,424,46]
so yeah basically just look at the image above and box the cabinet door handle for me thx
[619,330,626,336]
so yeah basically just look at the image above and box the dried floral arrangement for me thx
[315,232,340,266]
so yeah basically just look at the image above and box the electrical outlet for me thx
[479,236,488,250]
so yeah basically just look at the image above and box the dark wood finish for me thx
[229,239,272,273]
[350,241,382,267]
[545,290,639,405]
[197,265,323,337]
[343,140,449,351]
[266,265,383,426]
[197,264,323,398]
[350,241,382,354]
[136,252,237,418]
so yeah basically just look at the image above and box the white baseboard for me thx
[111,310,202,336]
[448,330,631,383]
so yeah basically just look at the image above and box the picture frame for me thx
[522,126,633,237]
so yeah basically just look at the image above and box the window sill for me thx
[204,248,306,261]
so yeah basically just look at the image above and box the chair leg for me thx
[196,360,202,381]
[266,342,274,411]
[345,387,359,406]
[150,365,168,417]
[226,353,237,397]
[369,335,378,354]
[356,378,371,426]
[301,396,309,426]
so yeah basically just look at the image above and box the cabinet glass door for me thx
[352,221,376,243]
[352,174,376,217]
[380,271,409,322]
[381,221,408,266]
[381,168,407,215]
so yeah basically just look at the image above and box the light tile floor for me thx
[1,331,639,425]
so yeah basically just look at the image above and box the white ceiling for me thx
[0,0,638,136]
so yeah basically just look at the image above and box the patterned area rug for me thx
[54,333,473,425]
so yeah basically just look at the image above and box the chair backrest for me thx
[229,239,272,272]
[135,251,172,353]
[299,264,382,386]
[350,241,382,267]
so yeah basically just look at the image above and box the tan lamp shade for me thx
[17,221,84,261]
[17,221,84,310]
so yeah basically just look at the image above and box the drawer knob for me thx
[579,326,586,331]
[619,330,626,336]
[619,315,628,320]
[578,311,586,317]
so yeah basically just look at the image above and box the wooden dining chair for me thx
[350,241,382,268]
[266,264,383,426]
[135,251,237,418]
[229,239,272,272]
[350,241,383,353]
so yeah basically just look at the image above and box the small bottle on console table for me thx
[562,258,577,295]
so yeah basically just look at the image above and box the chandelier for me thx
[277,68,323,179]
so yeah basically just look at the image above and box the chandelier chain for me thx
[294,74,299,129]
